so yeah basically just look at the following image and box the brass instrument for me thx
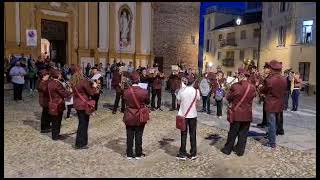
[82,73,103,93]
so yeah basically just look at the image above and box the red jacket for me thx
[48,79,72,113]
[112,71,122,93]
[37,79,49,107]
[261,73,287,113]
[73,79,97,111]
[152,74,164,90]
[169,74,181,92]
[227,80,256,122]
[123,86,150,126]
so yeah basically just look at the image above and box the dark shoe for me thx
[220,148,231,155]
[150,108,155,111]
[74,145,89,150]
[40,129,50,133]
[176,154,187,161]
[276,131,284,135]
[135,153,146,160]
[170,108,176,111]
[112,111,116,114]
[207,111,211,115]
[158,108,163,111]
[52,135,65,141]
[187,154,198,160]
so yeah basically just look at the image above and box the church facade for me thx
[4,2,153,69]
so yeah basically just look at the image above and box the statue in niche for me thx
[119,7,132,48]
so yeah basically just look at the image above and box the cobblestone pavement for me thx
[4,87,316,178]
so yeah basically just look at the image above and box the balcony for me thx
[220,39,237,47]
[222,58,235,67]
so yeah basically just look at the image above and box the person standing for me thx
[291,72,302,111]
[85,63,91,77]
[214,71,226,119]
[168,69,181,111]
[37,69,51,133]
[90,67,103,112]
[9,62,27,101]
[127,61,134,73]
[221,68,256,156]
[27,59,38,94]
[105,63,112,90]
[257,63,271,128]
[176,75,201,160]
[123,71,150,160]
[48,69,72,140]
[199,74,211,114]
[283,70,292,110]
[259,60,287,149]
[112,68,125,114]
[70,65,99,149]
[150,68,165,111]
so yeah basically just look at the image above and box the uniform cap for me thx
[268,60,282,70]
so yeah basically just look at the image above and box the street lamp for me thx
[236,17,242,26]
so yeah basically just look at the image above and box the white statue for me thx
[120,11,130,45]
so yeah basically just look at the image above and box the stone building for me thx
[152,2,200,75]
[204,11,261,76]
[259,2,316,94]
[4,2,153,69]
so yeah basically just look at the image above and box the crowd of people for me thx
[4,54,304,160]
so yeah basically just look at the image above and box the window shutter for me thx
[295,20,302,44]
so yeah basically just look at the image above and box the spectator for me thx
[214,71,226,119]
[105,63,112,90]
[9,61,27,101]
[291,72,302,111]
[176,75,201,160]
[127,62,134,73]
[85,63,91,77]
[199,74,211,114]
[27,59,38,93]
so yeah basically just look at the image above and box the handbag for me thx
[176,89,198,132]
[227,84,251,123]
[48,85,61,116]
[74,86,96,115]
[129,87,150,123]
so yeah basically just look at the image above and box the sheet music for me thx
[138,83,148,90]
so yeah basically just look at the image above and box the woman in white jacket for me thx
[199,75,211,114]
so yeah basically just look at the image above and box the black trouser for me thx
[113,92,125,112]
[75,110,90,147]
[276,112,284,134]
[202,95,211,113]
[92,94,100,111]
[66,105,73,118]
[260,102,267,125]
[29,78,37,90]
[222,121,250,155]
[151,89,162,109]
[13,83,24,100]
[216,99,223,116]
[126,125,145,157]
[41,107,51,131]
[179,118,197,156]
[51,112,63,140]
[171,92,177,109]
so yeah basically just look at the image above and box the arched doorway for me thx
[41,19,67,66]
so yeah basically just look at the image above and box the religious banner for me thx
[26,29,37,47]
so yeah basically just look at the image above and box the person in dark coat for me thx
[37,69,51,133]
[70,65,99,149]
[168,70,181,111]
[221,67,256,156]
[47,69,72,140]
[123,71,150,160]
[259,60,287,149]
[257,63,271,128]
[112,68,125,114]
[150,69,165,111]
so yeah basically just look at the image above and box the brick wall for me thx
[152,2,200,75]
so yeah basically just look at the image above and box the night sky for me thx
[198,2,245,69]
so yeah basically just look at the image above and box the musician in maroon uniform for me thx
[37,69,51,133]
[221,67,256,156]
[150,67,165,111]
[257,63,271,128]
[112,67,125,114]
[168,69,181,111]
[259,60,287,149]
[47,69,72,140]
[123,71,150,160]
[70,65,99,149]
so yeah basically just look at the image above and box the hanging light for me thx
[236,17,242,25]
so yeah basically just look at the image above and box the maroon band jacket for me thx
[37,79,49,107]
[123,86,150,126]
[48,79,72,113]
[72,79,98,111]
[226,80,256,122]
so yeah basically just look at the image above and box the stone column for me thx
[98,2,109,52]
[15,2,20,46]
[85,2,89,49]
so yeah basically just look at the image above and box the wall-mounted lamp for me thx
[236,17,242,26]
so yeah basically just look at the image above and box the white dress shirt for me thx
[177,86,200,118]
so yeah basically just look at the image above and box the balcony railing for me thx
[220,39,237,47]
[222,58,235,67]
